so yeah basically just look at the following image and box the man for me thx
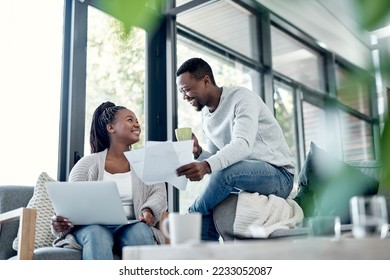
[176,57,295,241]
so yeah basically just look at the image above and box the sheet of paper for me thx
[124,140,194,190]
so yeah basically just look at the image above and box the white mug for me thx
[161,212,201,245]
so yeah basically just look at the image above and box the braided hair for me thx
[90,101,126,153]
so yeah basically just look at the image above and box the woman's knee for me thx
[118,222,155,246]
[131,222,154,242]
[74,225,114,246]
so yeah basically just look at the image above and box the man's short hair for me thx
[176,57,216,85]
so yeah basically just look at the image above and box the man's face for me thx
[176,72,207,112]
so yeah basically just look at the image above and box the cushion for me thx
[294,142,379,224]
[12,172,56,250]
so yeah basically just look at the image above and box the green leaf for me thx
[356,0,390,30]
[99,0,165,34]
[381,118,390,189]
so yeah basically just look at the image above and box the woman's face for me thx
[109,108,141,146]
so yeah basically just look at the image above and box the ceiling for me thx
[316,0,390,37]
[255,0,390,68]
[176,0,390,69]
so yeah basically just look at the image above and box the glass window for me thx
[339,112,374,161]
[177,36,260,213]
[175,0,192,6]
[177,1,260,62]
[0,1,64,185]
[271,26,325,92]
[85,7,146,154]
[302,101,327,153]
[336,63,371,115]
[273,80,298,175]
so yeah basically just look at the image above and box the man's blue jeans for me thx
[73,221,155,260]
[188,160,294,241]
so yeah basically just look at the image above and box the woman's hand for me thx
[51,214,73,232]
[139,208,154,226]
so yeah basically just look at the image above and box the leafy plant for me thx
[354,0,390,188]
[99,0,166,35]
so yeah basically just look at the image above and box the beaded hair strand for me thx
[89,101,126,153]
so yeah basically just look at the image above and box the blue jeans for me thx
[72,221,155,260]
[188,160,294,241]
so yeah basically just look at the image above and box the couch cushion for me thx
[33,247,82,260]
[294,142,379,224]
[213,193,238,241]
[12,172,56,251]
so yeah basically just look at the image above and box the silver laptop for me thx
[46,181,128,225]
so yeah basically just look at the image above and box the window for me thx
[336,63,371,115]
[302,101,327,153]
[0,0,64,184]
[273,80,298,174]
[339,112,374,161]
[175,0,192,6]
[84,6,146,154]
[271,26,325,92]
[176,0,260,62]
[335,62,375,161]
[176,36,260,212]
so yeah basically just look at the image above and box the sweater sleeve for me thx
[204,93,258,172]
[68,154,99,182]
[132,171,167,226]
[139,182,167,225]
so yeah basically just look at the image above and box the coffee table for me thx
[123,236,390,260]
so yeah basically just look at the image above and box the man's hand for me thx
[191,133,202,159]
[176,161,211,181]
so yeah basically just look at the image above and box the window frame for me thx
[59,0,168,181]
[59,0,380,211]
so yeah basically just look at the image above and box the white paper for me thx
[124,140,194,190]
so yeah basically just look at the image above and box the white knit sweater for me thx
[198,86,295,174]
[233,191,304,238]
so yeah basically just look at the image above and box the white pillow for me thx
[12,172,56,250]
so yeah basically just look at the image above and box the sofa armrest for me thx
[0,185,34,259]
[0,208,36,260]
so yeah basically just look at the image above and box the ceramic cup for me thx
[161,212,201,245]
[175,127,192,141]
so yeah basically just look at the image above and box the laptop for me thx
[46,181,128,225]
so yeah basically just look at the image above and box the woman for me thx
[51,101,167,259]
